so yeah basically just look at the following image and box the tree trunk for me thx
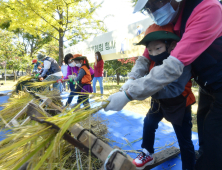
[58,10,64,66]
[30,42,34,59]
[116,71,120,85]
[59,32,64,66]
[4,64,6,84]
[13,68,16,82]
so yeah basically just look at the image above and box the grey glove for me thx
[104,91,130,112]
[128,56,184,100]
[119,79,133,91]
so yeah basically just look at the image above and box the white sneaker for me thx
[132,149,154,169]
[101,95,103,99]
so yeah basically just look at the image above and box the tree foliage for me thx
[0,0,107,65]
[0,21,52,59]
[104,58,136,85]
[0,30,31,81]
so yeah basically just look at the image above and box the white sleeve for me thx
[128,56,150,79]
[127,56,184,100]
[44,60,51,70]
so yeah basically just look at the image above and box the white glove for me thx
[119,79,133,91]
[104,91,130,112]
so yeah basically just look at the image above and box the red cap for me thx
[32,59,37,63]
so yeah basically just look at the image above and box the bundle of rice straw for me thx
[0,98,108,170]
[0,92,34,127]
[13,76,35,93]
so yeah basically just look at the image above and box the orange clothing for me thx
[79,65,91,85]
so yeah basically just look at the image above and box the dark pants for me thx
[141,101,195,170]
[78,94,90,108]
[195,88,222,170]
[67,82,89,107]
[67,82,79,105]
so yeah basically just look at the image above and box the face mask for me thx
[69,62,76,67]
[150,1,180,26]
[62,63,65,65]
[149,51,169,65]
[76,63,82,68]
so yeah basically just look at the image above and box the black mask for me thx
[149,51,169,65]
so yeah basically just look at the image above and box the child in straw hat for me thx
[132,24,195,170]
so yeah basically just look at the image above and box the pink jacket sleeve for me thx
[171,1,222,66]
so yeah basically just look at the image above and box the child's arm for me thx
[128,56,150,79]
[74,68,86,82]
[151,65,192,99]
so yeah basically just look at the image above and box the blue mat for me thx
[0,90,11,141]
[0,91,200,169]
[61,92,199,170]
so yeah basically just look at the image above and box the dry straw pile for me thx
[0,76,110,170]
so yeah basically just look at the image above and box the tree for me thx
[0,0,106,65]
[0,30,31,81]
[104,58,137,85]
[0,21,52,59]
[43,40,60,61]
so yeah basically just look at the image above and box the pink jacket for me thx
[143,0,222,66]
[94,60,104,77]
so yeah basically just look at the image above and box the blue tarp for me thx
[61,92,199,170]
[0,91,200,169]
[0,90,11,141]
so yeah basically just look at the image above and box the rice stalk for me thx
[26,81,56,88]
[0,100,109,170]
[0,92,35,126]
[14,76,34,88]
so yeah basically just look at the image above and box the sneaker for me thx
[132,149,154,169]
[101,95,103,99]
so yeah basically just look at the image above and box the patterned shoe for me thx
[132,149,154,169]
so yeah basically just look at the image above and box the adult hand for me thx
[119,79,133,91]
[39,77,44,81]
[104,91,130,112]
[68,75,76,80]
[56,79,63,83]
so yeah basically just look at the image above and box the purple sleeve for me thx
[90,66,94,75]
[63,66,72,79]
[73,66,79,75]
